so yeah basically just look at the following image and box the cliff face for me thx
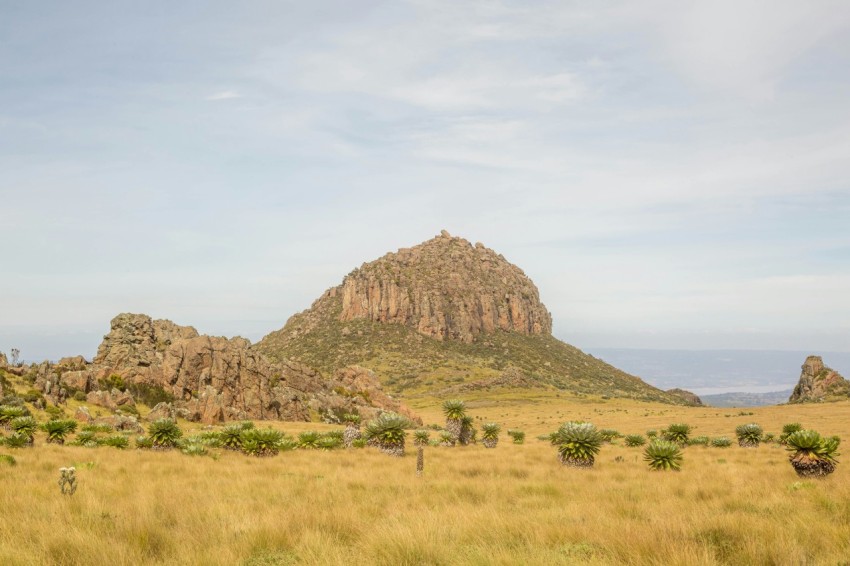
[666,388,704,406]
[339,230,552,343]
[789,355,850,403]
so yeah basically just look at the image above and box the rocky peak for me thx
[339,231,552,343]
[789,355,850,403]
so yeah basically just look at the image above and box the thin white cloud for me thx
[205,90,241,101]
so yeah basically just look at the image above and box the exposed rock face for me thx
[0,352,7,370]
[52,313,420,425]
[339,231,552,343]
[666,388,704,406]
[789,355,850,403]
[334,366,422,424]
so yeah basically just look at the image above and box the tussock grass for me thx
[0,398,848,564]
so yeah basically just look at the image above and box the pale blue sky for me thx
[2,1,850,361]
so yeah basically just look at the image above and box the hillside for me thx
[258,231,683,404]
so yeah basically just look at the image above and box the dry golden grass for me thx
[1,395,849,565]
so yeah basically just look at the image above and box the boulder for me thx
[666,388,704,406]
[74,406,94,423]
[57,356,88,371]
[85,388,136,412]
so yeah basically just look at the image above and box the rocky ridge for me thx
[789,355,850,403]
[24,313,418,425]
[666,388,704,406]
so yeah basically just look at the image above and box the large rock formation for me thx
[789,355,850,403]
[258,231,686,404]
[339,230,552,343]
[666,388,704,406]
[34,313,419,424]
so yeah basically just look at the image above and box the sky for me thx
[2,1,850,362]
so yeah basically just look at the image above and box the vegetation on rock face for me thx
[785,430,840,478]
[551,422,603,468]
[735,423,763,448]
[644,440,683,471]
[363,413,411,457]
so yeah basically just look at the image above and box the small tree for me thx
[10,348,20,366]
[363,413,410,457]
[481,423,501,448]
[442,400,466,442]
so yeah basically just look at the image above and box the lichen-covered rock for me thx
[338,231,551,343]
[57,356,88,371]
[666,388,704,406]
[86,388,136,411]
[789,355,850,403]
[74,406,93,423]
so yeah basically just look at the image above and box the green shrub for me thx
[241,428,285,457]
[298,430,321,449]
[41,419,77,444]
[624,434,646,447]
[351,438,367,449]
[126,383,174,407]
[136,435,154,449]
[688,435,710,446]
[0,405,27,428]
[81,423,114,434]
[646,430,658,438]
[711,437,732,448]
[73,391,87,402]
[786,430,840,477]
[413,429,430,447]
[507,429,525,444]
[22,389,44,403]
[99,374,125,391]
[735,423,763,448]
[363,413,411,457]
[182,443,208,457]
[599,429,621,442]
[481,423,501,448]
[148,418,182,450]
[2,432,30,448]
[11,416,37,439]
[551,422,603,468]
[100,434,129,449]
[780,423,803,445]
[662,423,691,445]
[644,440,683,471]
[0,454,15,466]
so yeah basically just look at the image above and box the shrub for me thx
[100,434,129,449]
[351,438,367,449]
[11,416,37,440]
[551,422,603,468]
[442,399,466,440]
[363,413,411,457]
[644,440,683,471]
[298,430,321,449]
[688,436,710,446]
[147,418,182,450]
[126,383,175,407]
[22,389,44,403]
[81,423,114,434]
[663,423,691,445]
[182,443,208,457]
[735,423,763,448]
[599,429,621,442]
[439,431,456,447]
[2,432,30,448]
[711,437,732,448]
[481,423,501,448]
[507,429,525,444]
[0,405,27,428]
[317,433,343,450]
[219,424,244,451]
[786,430,840,478]
[41,419,77,444]
[241,428,284,457]
[780,423,803,445]
[761,432,776,444]
[73,391,87,402]
[646,430,658,438]
[624,434,646,447]
[0,454,15,466]
[413,429,430,447]
[135,435,154,449]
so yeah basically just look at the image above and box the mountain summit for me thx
[258,231,683,403]
[338,230,552,342]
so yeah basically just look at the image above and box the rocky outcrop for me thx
[338,230,552,343]
[789,355,850,403]
[45,313,420,425]
[334,366,422,424]
[666,388,704,406]
[0,352,7,370]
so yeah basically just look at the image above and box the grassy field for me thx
[1,394,849,565]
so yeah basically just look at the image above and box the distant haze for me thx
[588,348,850,395]
[2,2,849,360]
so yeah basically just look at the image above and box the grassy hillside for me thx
[1,390,848,565]
[257,293,683,404]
